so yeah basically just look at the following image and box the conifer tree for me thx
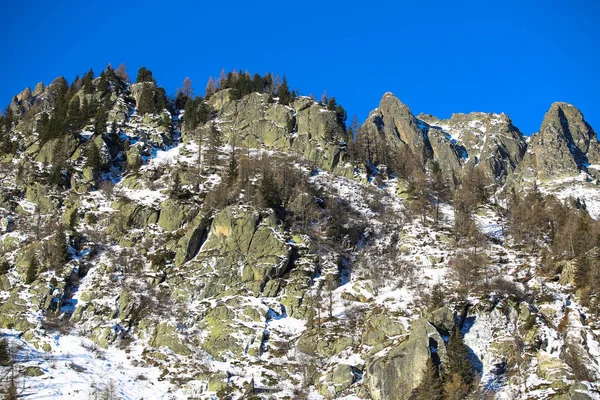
[259,165,281,210]
[137,86,155,115]
[446,328,474,385]
[171,171,181,198]
[184,98,198,131]
[413,357,443,400]
[98,72,109,95]
[25,256,38,284]
[136,67,155,83]
[0,338,10,367]
[207,123,222,169]
[226,142,238,185]
[94,107,108,134]
[277,76,292,106]
[66,96,82,133]
[85,140,102,180]
[49,225,69,271]
[82,68,95,94]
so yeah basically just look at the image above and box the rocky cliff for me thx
[0,70,599,400]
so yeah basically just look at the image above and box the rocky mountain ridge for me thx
[0,69,599,400]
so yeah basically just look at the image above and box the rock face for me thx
[361,93,430,163]
[365,318,447,400]
[172,206,292,298]
[209,90,348,173]
[365,94,600,194]
[419,112,527,184]
[516,102,600,181]
[361,93,468,186]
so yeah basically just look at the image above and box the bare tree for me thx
[115,63,129,82]
[205,77,216,98]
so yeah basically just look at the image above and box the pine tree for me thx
[277,75,291,105]
[137,86,155,115]
[0,338,10,366]
[171,171,181,198]
[184,98,198,131]
[94,107,108,134]
[85,140,102,180]
[136,67,155,83]
[49,225,69,271]
[82,68,95,94]
[259,166,281,210]
[98,72,109,95]
[207,123,222,169]
[413,358,443,400]
[198,101,211,125]
[446,328,474,385]
[226,142,238,185]
[66,96,82,133]
[25,256,38,284]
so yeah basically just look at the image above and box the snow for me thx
[119,188,167,207]
[2,331,181,400]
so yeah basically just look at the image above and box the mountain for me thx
[0,68,599,400]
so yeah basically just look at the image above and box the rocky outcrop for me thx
[420,112,526,184]
[517,102,600,181]
[210,90,348,173]
[171,206,291,298]
[130,81,156,106]
[365,318,447,400]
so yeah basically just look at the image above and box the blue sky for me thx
[2,1,599,135]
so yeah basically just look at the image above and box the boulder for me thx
[297,329,354,358]
[150,322,192,356]
[426,306,455,334]
[365,318,446,400]
[157,198,197,231]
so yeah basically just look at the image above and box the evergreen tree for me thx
[226,142,238,185]
[94,107,108,134]
[85,140,102,180]
[49,225,69,271]
[136,66,155,83]
[137,86,155,115]
[0,338,10,366]
[171,171,181,198]
[197,101,212,125]
[82,68,95,94]
[413,358,443,400]
[184,98,198,131]
[207,123,222,168]
[154,87,168,113]
[259,167,281,210]
[66,96,82,133]
[25,256,38,284]
[446,328,474,385]
[277,75,292,105]
[97,72,109,95]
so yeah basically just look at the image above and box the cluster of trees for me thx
[413,328,476,400]
[504,186,600,313]
[134,67,169,117]
[206,69,290,103]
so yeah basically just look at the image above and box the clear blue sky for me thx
[2,1,599,135]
